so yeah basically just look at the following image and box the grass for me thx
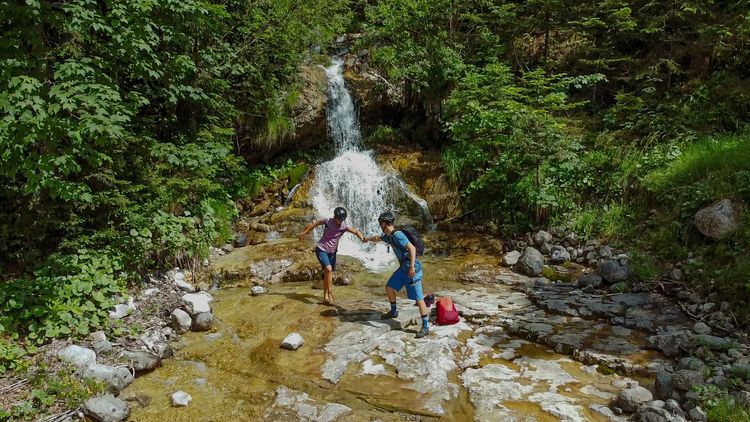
[706,396,750,421]
[643,131,750,194]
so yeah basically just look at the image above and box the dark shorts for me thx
[315,248,337,271]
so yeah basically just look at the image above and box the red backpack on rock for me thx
[436,296,460,325]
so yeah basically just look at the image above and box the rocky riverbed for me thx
[78,222,748,422]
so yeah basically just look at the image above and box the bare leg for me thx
[385,285,397,303]
[416,300,428,317]
[323,265,334,302]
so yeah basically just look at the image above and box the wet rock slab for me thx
[264,386,351,422]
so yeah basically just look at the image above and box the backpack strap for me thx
[388,231,409,264]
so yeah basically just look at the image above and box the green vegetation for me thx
[695,385,750,422]
[0,366,105,420]
[1,0,349,370]
[357,0,750,312]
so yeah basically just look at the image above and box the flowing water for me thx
[309,57,393,271]
[124,240,655,421]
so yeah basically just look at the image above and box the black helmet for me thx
[333,207,347,220]
[378,211,395,225]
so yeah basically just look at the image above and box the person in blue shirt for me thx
[364,211,429,339]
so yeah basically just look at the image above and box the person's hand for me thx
[359,234,367,243]
[408,267,416,279]
[298,232,306,241]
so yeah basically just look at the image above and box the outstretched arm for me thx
[363,234,383,243]
[346,226,366,242]
[298,219,325,240]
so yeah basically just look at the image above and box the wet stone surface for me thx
[123,239,702,421]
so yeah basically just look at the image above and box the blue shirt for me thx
[381,231,422,273]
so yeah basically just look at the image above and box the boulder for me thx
[58,345,96,369]
[90,331,113,354]
[501,250,521,267]
[692,322,711,335]
[83,364,134,393]
[563,232,580,246]
[655,371,674,400]
[192,312,214,332]
[695,334,732,351]
[596,259,630,283]
[694,199,741,240]
[647,331,694,357]
[121,350,160,373]
[83,394,130,422]
[234,233,248,248]
[533,230,553,246]
[616,385,653,412]
[576,273,602,289]
[281,333,304,350]
[182,292,213,316]
[549,245,570,263]
[170,309,192,334]
[514,247,544,277]
[671,370,704,391]
[172,271,195,293]
[171,391,192,407]
[688,406,707,421]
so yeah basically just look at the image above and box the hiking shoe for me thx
[381,310,399,319]
[415,326,429,339]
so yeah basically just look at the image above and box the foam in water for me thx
[311,57,396,271]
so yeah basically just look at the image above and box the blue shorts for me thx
[386,269,424,301]
[315,249,337,271]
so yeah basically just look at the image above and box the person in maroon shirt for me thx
[298,207,365,303]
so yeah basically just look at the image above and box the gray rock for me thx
[514,247,544,276]
[90,331,113,354]
[596,259,630,283]
[182,292,213,316]
[250,285,268,296]
[83,364,134,393]
[671,370,704,391]
[234,233,248,247]
[171,391,192,407]
[617,385,653,412]
[58,345,96,369]
[692,322,711,335]
[577,273,602,289]
[669,268,684,282]
[688,406,707,421]
[501,250,521,267]
[549,245,571,263]
[266,386,351,421]
[83,394,130,422]
[598,245,613,259]
[533,230,553,246]
[220,243,234,253]
[192,312,214,332]
[563,232,580,246]
[281,333,304,350]
[655,371,673,400]
[696,334,732,351]
[172,271,196,293]
[677,357,706,371]
[647,331,694,357]
[732,390,750,407]
[694,199,741,240]
[121,350,160,373]
[566,247,578,260]
[540,242,552,255]
[171,309,192,334]
[727,363,750,380]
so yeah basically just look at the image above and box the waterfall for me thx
[310,57,394,270]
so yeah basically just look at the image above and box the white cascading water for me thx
[310,57,394,270]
